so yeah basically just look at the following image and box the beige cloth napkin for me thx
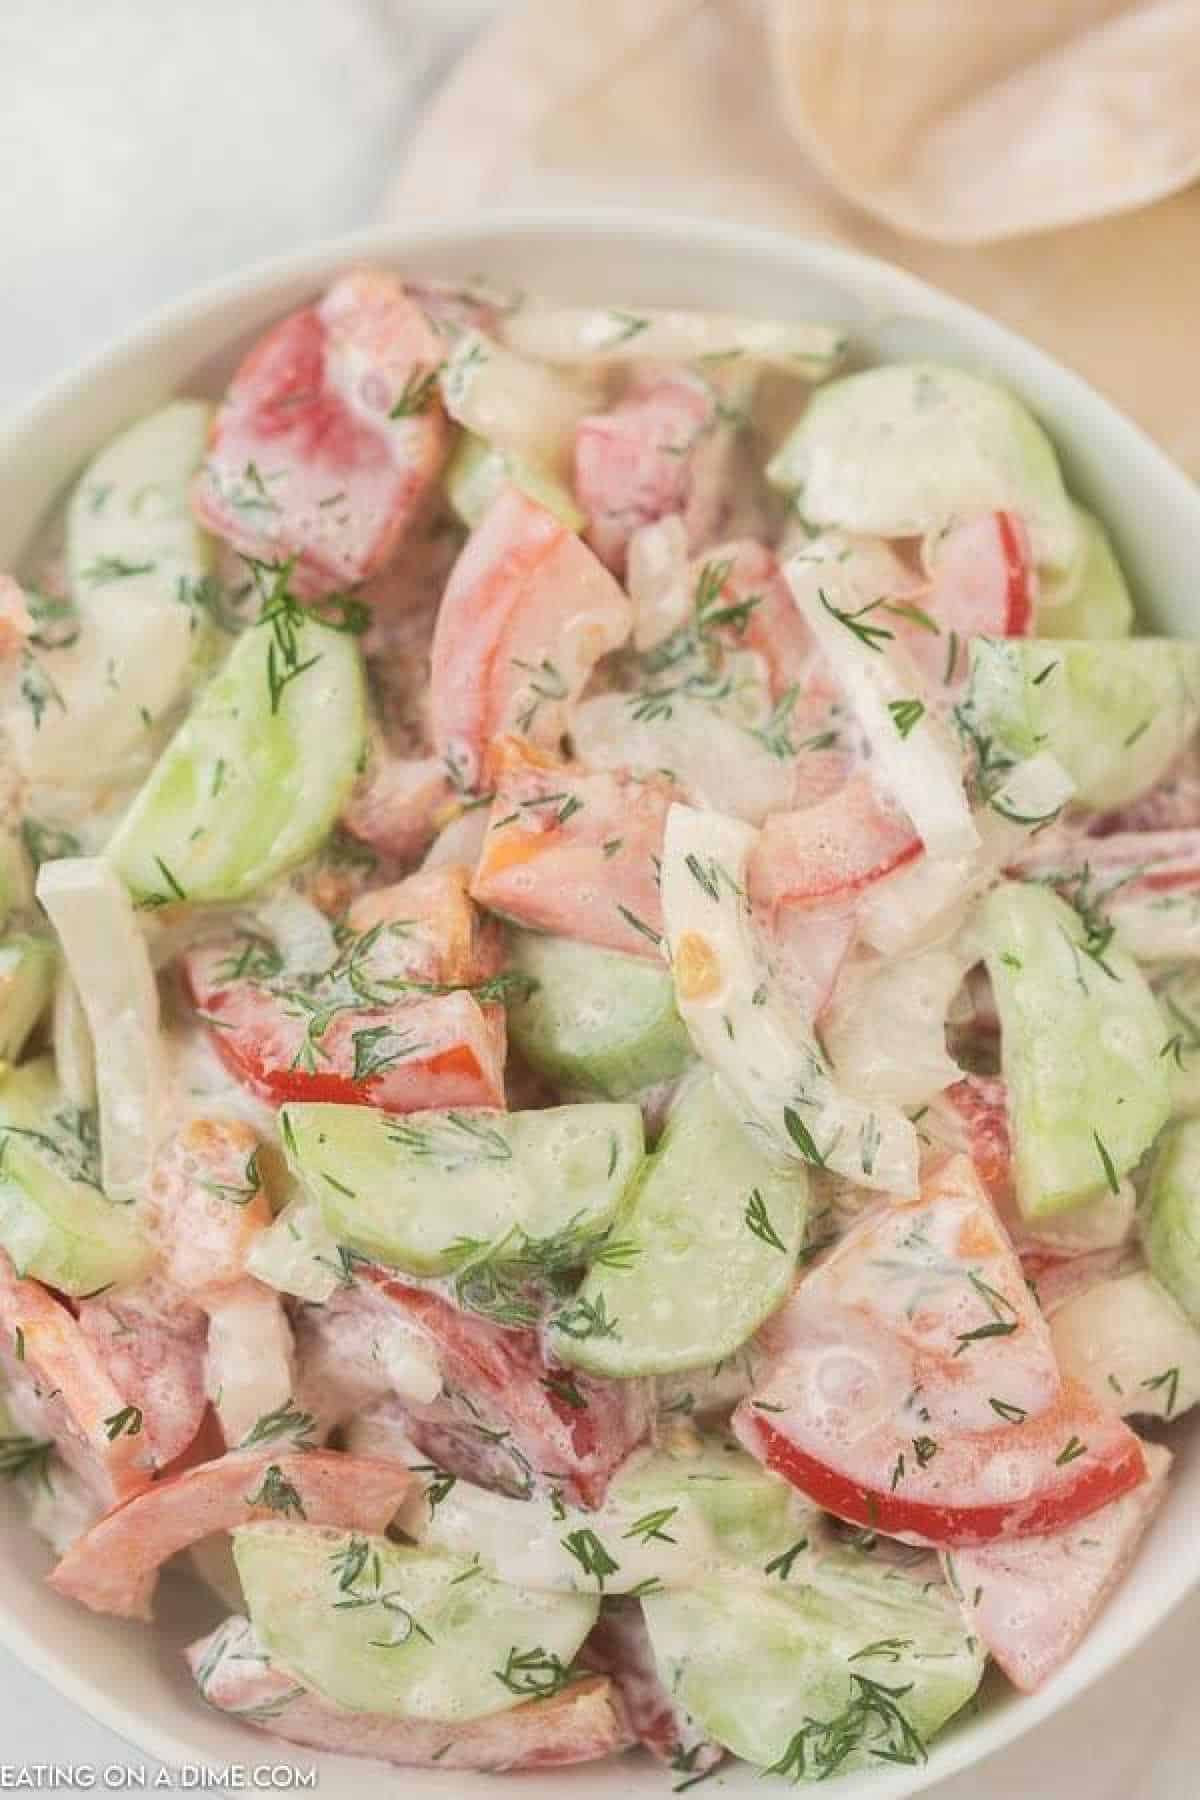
[389,0,1200,470]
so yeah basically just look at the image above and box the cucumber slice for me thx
[550,1075,806,1377]
[1144,1119,1200,1325]
[982,881,1169,1217]
[642,1550,983,1772]
[413,1464,715,1594]
[966,637,1200,811]
[506,931,693,1100]
[1156,967,1200,1117]
[107,604,366,903]
[12,403,215,790]
[767,362,1078,571]
[245,1190,344,1304]
[281,1101,643,1276]
[1049,1267,1200,1420]
[0,1058,151,1294]
[446,432,585,533]
[233,1523,598,1721]
[609,1437,811,1567]
[0,933,56,1062]
[1038,505,1134,639]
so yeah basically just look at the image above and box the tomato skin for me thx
[738,1385,1147,1547]
[749,774,921,913]
[574,376,716,573]
[374,1280,651,1509]
[189,962,507,1114]
[430,487,631,790]
[942,1075,1013,1204]
[472,737,674,959]
[194,272,449,596]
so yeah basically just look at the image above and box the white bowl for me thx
[3,209,1199,1798]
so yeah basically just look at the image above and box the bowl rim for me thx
[2,203,1199,1798]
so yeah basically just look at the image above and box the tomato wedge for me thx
[471,737,674,959]
[583,1602,723,1775]
[430,487,631,790]
[340,753,452,863]
[885,512,1035,689]
[941,1075,1013,1206]
[731,1156,1147,1545]
[946,1440,1168,1692]
[189,1614,633,1770]
[77,1279,208,1471]
[49,1449,412,1620]
[574,374,724,574]
[151,1118,272,1299]
[197,266,449,594]
[194,270,450,595]
[373,1280,652,1509]
[749,775,921,913]
[186,865,507,1113]
[0,1252,152,1503]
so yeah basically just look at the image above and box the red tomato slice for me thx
[749,775,921,913]
[731,1155,1147,1545]
[373,1280,652,1509]
[755,901,857,1021]
[694,540,817,701]
[471,737,674,960]
[187,864,508,1113]
[0,1252,152,1504]
[1015,827,1200,898]
[340,754,451,864]
[49,1449,412,1620]
[0,574,31,662]
[430,487,631,790]
[941,1075,1013,1206]
[151,1118,272,1300]
[189,1615,633,1771]
[188,961,506,1113]
[194,270,449,596]
[574,375,720,574]
[583,1603,723,1775]
[890,512,1035,689]
[946,1440,1168,1692]
[77,1279,208,1471]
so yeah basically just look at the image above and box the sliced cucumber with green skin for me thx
[982,881,1170,1218]
[446,432,586,532]
[12,403,215,790]
[412,1464,715,1593]
[106,607,366,903]
[506,931,693,1100]
[1144,1118,1200,1326]
[233,1523,598,1721]
[966,637,1200,811]
[767,361,1078,571]
[642,1553,983,1772]
[0,1058,151,1294]
[281,1101,644,1275]
[1038,505,1134,639]
[550,1075,806,1378]
[609,1437,812,1567]
[245,1191,344,1304]
[0,934,56,1062]
[1155,967,1200,1117]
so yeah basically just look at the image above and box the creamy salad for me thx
[1,267,1198,1782]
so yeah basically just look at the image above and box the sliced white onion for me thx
[822,941,970,1108]
[501,303,845,379]
[440,329,598,474]
[36,857,164,1206]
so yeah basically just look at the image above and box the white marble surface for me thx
[0,1,1198,1791]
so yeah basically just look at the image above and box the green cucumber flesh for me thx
[281,1100,643,1276]
[446,431,585,532]
[1144,1118,1200,1326]
[106,606,366,903]
[966,636,1200,811]
[1037,504,1134,639]
[982,881,1169,1217]
[767,361,1077,571]
[506,930,693,1099]
[550,1074,807,1377]
[642,1549,983,1772]
[0,1058,151,1294]
[233,1523,597,1721]
[0,934,56,1063]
